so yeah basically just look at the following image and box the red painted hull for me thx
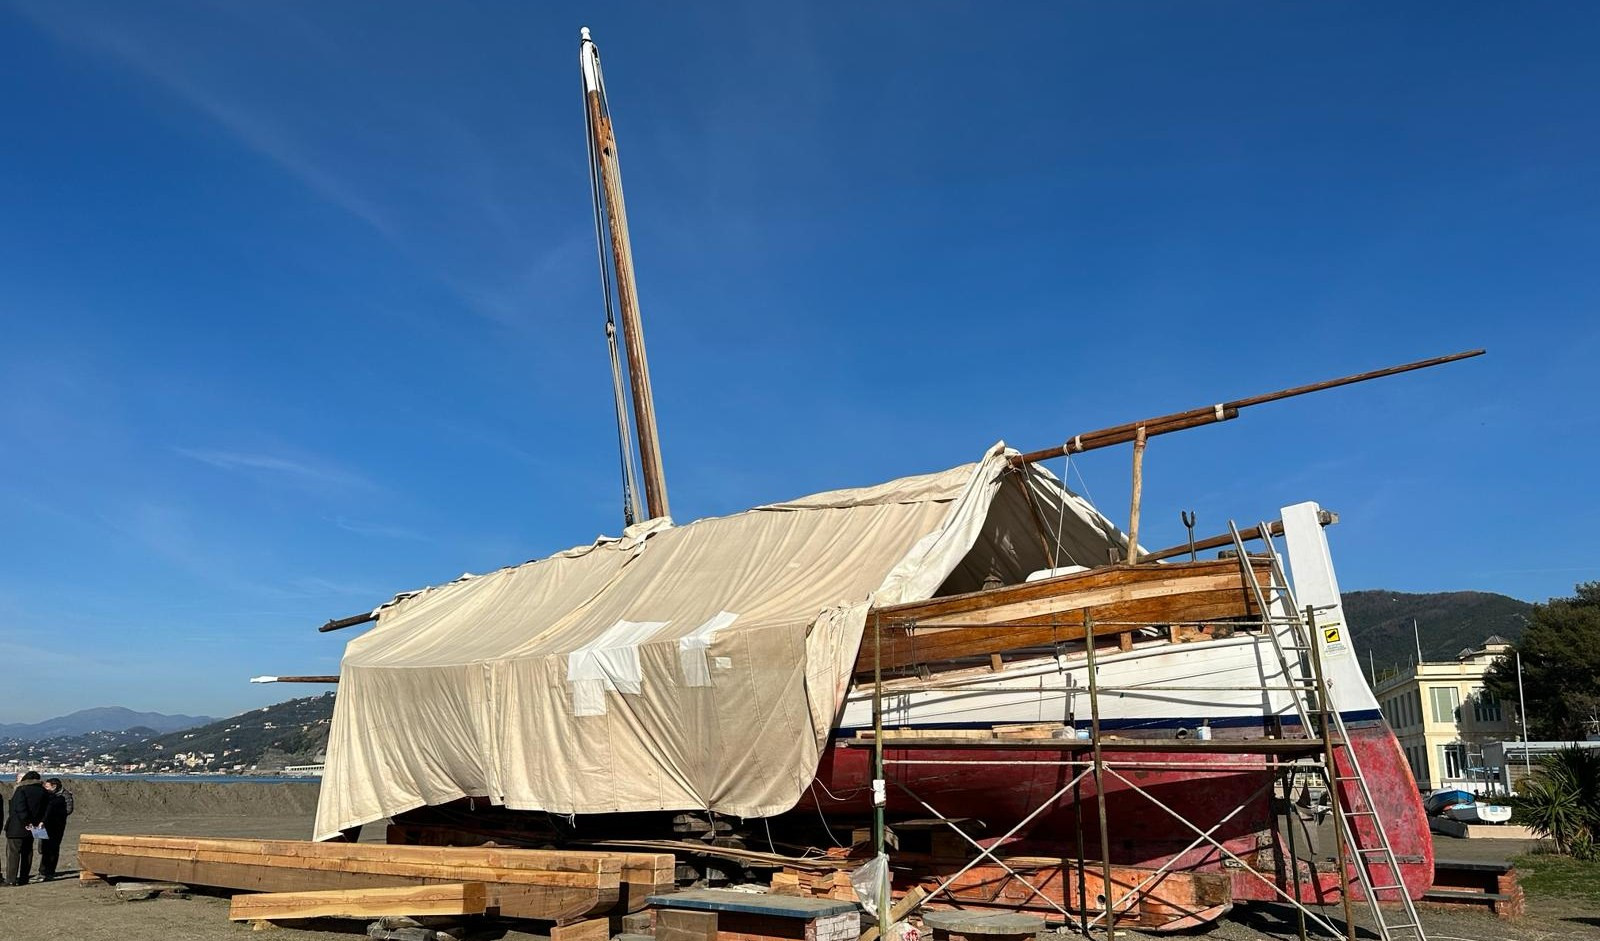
[796,719,1431,903]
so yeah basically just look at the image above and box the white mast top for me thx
[579,27,600,93]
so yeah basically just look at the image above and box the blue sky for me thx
[1,2,1594,722]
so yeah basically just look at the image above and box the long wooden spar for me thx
[1012,348,1482,561]
[251,675,340,684]
[1010,348,1484,465]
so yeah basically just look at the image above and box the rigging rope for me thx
[583,42,643,528]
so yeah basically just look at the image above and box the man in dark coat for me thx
[37,778,70,881]
[5,771,49,885]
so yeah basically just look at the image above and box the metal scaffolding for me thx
[855,522,1427,941]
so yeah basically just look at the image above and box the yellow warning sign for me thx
[1323,627,1342,644]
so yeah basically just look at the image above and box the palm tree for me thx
[1513,745,1600,858]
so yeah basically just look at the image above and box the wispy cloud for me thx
[92,501,387,607]
[175,447,371,489]
[281,574,380,599]
[12,2,401,242]
[331,516,426,542]
[10,1,598,340]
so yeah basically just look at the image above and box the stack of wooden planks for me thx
[901,856,1232,931]
[770,868,858,902]
[77,834,672,928]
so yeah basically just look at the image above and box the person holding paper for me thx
[36,778,71,880]
[4,771,49,885]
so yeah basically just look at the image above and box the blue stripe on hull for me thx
[832,709,1384,739]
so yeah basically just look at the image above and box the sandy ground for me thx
[0,782,1591,940]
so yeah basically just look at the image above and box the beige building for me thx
[1373,636,1517,792]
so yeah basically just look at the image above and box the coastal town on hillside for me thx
[0,695,333,777]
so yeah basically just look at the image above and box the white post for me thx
[1516,650,1532,782]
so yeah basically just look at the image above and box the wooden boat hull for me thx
[798,716,1430,905]
[1424,788,1474,816]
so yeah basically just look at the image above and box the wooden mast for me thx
[581,28,670,521]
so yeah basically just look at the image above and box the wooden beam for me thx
[1012,349,1484,466]
[551,917,614,941]
[78,834,627,921]
[229,882,488,921]
[78,835,622,878]
[871,559,1259,624]
[1140,509,1337,564]
[80,847,609,888]
[852,588,1255,674]
[489,883,622,922]
[251,675,339,684]
[1126,424,1147,562]
[319,611,376,633]
[858,887,928,941]
[855,560,1267,673]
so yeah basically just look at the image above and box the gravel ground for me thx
[0,786,1586,941]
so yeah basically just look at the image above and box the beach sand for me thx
[0,779,340,939]
[0,781,1593,940]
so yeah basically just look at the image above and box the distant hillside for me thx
[1342,589,1533,672]
[0,707,215,741]
[0,727,165,769]
[111,694,334,772]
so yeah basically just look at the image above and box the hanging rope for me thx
[583,42,643,527]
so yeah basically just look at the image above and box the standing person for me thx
[4,771,49,886]
[37,778,72,881]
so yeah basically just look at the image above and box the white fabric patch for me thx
[678,611,739,687]
[567,619,668,716]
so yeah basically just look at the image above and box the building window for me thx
[1472,689,1502,723]
[1438,743,1465,779]
[1411,690,1423,727]
[1430,686,1461,723]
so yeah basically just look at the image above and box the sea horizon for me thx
[51,772,321,784]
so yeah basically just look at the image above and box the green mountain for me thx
[111,693,335,772]
[1341,589,1533,675]
[0,707,214,741]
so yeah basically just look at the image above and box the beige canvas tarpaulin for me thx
[314,443,1124,840]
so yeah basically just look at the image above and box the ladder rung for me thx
[1369,884,1405,891]
[1345,809,1377,816]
